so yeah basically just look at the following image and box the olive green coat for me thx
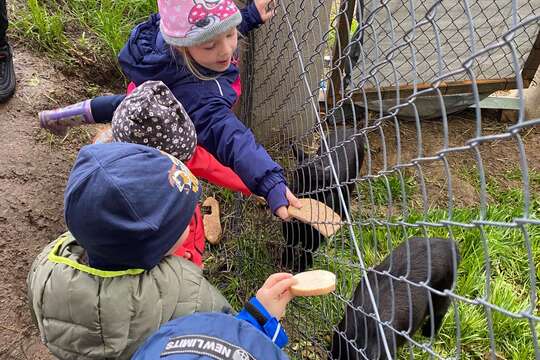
[27,232,231,360]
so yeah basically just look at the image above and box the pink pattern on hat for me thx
[188,0,237,24]
[158,0,241,46]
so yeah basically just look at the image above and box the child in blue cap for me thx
[27,143,233,360]
[133,272,298,360]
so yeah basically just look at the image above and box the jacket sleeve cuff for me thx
[239,2,264,35]
[247,2,263,26]
[236,297,288,348]
[256,171,286,195]
[266,182,288,215]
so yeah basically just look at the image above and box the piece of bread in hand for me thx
[290,270,336,296]
[202,197,222,245]
[287,198,342,237]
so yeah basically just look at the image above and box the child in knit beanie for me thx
[95,80,249,267]
[110,80,197,162]
[27,143,232,360]
[91,81,251,196]
[39,0,302,222]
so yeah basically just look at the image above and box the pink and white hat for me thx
[159,0,242,47]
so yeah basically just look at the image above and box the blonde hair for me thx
[174,46,218,81]
[170,29,246,81]
[93,125,114,144]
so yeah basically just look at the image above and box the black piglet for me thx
[331,237,460,360]
[281,128,365,272]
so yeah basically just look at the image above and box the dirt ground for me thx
[366,111,540,209]
[0,42,538,359]
[0,43,108,359]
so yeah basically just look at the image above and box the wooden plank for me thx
[347,78,518,104]
[326,0,356,105]
[472,96,521,110]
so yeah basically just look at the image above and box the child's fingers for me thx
[274,290,295,319]
[286,188,302,208]
[271,0,278,15]
[268,277,297,297]
[278,289,295,304]
[262,273,293,289]
[275,206,291,221]
[272,290,294,320]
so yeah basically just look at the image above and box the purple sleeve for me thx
[266,182,288,214]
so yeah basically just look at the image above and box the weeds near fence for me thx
[11,0,156,78]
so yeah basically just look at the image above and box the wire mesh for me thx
[232,0,540,359]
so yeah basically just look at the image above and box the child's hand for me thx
[275,188,301,221]
[254,0,277,23]
[256,273,297,320]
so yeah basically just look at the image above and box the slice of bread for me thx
[202,197,222,245]
[290,270,336,296]
[287,198,342,237]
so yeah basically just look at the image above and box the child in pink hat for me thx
[39,0,301,221]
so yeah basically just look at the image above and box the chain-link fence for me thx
[223,0,540,359]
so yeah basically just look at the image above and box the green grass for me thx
[12,0,156,77]
[16,0,67,52]
[210,168,540,359]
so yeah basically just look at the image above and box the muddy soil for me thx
[0,44,110,360]
[365,111,540,209]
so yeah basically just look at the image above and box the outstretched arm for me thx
[186,145,252,196]
[172,79,300,219]
[189,94,299,218]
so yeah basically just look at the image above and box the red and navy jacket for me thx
[118,6,288,214]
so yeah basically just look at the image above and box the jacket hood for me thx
[119,14,185,88]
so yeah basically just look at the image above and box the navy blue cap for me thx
[64,143,201,271]
[132,313,289,360]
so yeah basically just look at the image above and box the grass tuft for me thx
[12,0,157,79]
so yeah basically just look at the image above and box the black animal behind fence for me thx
[331,237,460,360]
[223,0,540,359]
[282,127,365,272]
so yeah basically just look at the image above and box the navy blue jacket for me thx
[132,311,289,359]
[118,5,288,213]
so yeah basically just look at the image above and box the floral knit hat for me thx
[158,0,242,47]
[112,81,197,161]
